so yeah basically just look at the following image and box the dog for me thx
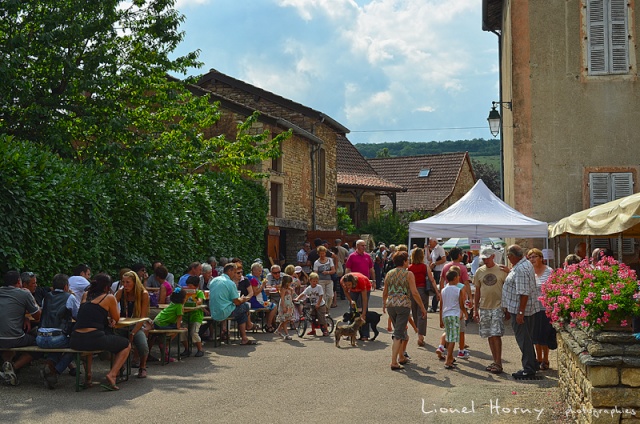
[335,316,366,348]
[343,310,381,341]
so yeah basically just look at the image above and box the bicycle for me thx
[291,301,334,338]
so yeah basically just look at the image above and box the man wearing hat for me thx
[472,247,508,374]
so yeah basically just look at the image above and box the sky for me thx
[170,0,499,144]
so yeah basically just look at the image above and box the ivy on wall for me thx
[0,135,268,282]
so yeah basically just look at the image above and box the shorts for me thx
[459,316,466,333]
[230,302,251,325]
[0,333,37,349]
[189,322,202,343]
[443,315,460,343]
[69,330,129,354]
[478,308,505,338]
[387,306,410,341]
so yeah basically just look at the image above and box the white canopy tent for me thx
[409,180,549,239]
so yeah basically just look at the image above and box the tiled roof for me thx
[368,152,472,212]
[336,136,404,192]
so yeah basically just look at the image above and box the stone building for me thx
[194,69,349,264]
[482,0,639,254]
[336,135,405,228]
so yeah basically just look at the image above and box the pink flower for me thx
[601,294,611,301]
[608,303,618,311]
[621,320,628,327]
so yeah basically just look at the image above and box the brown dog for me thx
[334,316,366,348]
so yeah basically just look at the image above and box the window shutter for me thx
[589,173,611,207]
[608,0,629,73]
[611,172,633,199]
[588,0,607,75]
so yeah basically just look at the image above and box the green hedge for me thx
[0,135,268,282]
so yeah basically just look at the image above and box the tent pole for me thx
[586,237,590,262]
[565,234,570,261]
[618,233,623,261]
[554,237,559,265]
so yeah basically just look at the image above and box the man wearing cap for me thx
[473,248,508,373]
[502,244,540,378]
[427,238,446,312]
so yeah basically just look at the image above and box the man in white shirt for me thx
[428,238,446,312]
[68,264,91,304]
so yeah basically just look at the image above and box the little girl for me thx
[276,275,294,340]
[153,288,187,363]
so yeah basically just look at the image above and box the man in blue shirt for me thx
[209,263,256,345]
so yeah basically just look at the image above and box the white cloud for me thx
[175,0,210,7]
[415,106,435,113]
[277,0,359,21]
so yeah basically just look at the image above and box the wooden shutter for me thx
[588,0,607,74]
[609,0,629,73]
[589,173,611,207]
[611,172,633,199]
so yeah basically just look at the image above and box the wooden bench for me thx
[249,308,271,332]
[202,316,237,346]
[147,329,188,365]
[3,346,103,392]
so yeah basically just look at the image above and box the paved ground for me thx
[0,291,571,424]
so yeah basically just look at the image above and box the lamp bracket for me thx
[492,101,512,110]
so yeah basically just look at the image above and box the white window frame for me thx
[586,0,630,75]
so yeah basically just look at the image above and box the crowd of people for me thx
[1,237,635,391]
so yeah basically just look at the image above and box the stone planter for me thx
[558,323,640,423]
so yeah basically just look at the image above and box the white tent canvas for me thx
[409,180,548,239]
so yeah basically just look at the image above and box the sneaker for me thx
[194,350,204,358]
[512,369,535,378]
[2,361,18,386]
[435,346,445,360]
[307,330,317,336]
[457,350,470,359]
[180,349,191,358]
[427,307,435,313]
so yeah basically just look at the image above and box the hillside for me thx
[354,138,499,159]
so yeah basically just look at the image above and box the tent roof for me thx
[549,192,640,238]
[409,180,549,238]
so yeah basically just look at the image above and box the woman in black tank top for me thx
[69,273,131,390]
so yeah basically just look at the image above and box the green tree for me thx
[358,210,430,246]
[0,0,285,178]
[336,207,357,234]
[471,159,501,196]
[376,147,391,158]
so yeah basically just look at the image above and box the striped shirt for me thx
[501,257,541,316]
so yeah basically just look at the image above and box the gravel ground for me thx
[0,291,572,424]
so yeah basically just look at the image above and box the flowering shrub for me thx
[540,256,640,331]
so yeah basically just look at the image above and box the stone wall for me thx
[558,324,640,423]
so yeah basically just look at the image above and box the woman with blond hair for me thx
[115,271,150,378]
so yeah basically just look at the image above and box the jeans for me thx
[411,287,428,336]
[351,290,370,339]
[431,271,441,311]
[374,263,383,289]
[36,334,74,375]
[512,314,537,374]
[230,302,250,324]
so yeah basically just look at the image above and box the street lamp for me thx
[487,101,512,137]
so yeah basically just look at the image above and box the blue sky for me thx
[171,0,499,144]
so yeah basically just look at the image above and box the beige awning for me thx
[548,192,640,238]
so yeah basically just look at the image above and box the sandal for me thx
[398,359,409,365]
[488,364,503,374]
[137,368,147,379]
[485,363,498,371]
[417,339,426,347]
[390,364,405,371]
[240,340,258,345]
[444,364,457,370]
[540,361,550,370]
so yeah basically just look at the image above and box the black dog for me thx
[343,310,381,341]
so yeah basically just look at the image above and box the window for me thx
[589,172,634,253]
[270,182,283,218]
[418,169,431,178]
[316,147,326,196]
[587,0,630,75]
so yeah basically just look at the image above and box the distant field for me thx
[472,155,500,169]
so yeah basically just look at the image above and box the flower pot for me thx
[601,319,633,332]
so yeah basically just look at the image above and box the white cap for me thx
[480,248,496,259]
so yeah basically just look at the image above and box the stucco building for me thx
[482,0,640,253]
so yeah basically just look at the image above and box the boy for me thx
[184,276,206,357]
[439,270,468,369]
[435,266,470,360]
[294,272,328,336]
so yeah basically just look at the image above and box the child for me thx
[439,270,468,369]
[275,275,294,340]
[435,266,470,360]
[184,276,206,357]
[153,287,187,363]
[294,272,328,336]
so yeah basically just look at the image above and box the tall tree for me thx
[471,159,500,196]
[0,0,285,179]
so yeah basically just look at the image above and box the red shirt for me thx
[341,272,372,293]
[408,263,427,288]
